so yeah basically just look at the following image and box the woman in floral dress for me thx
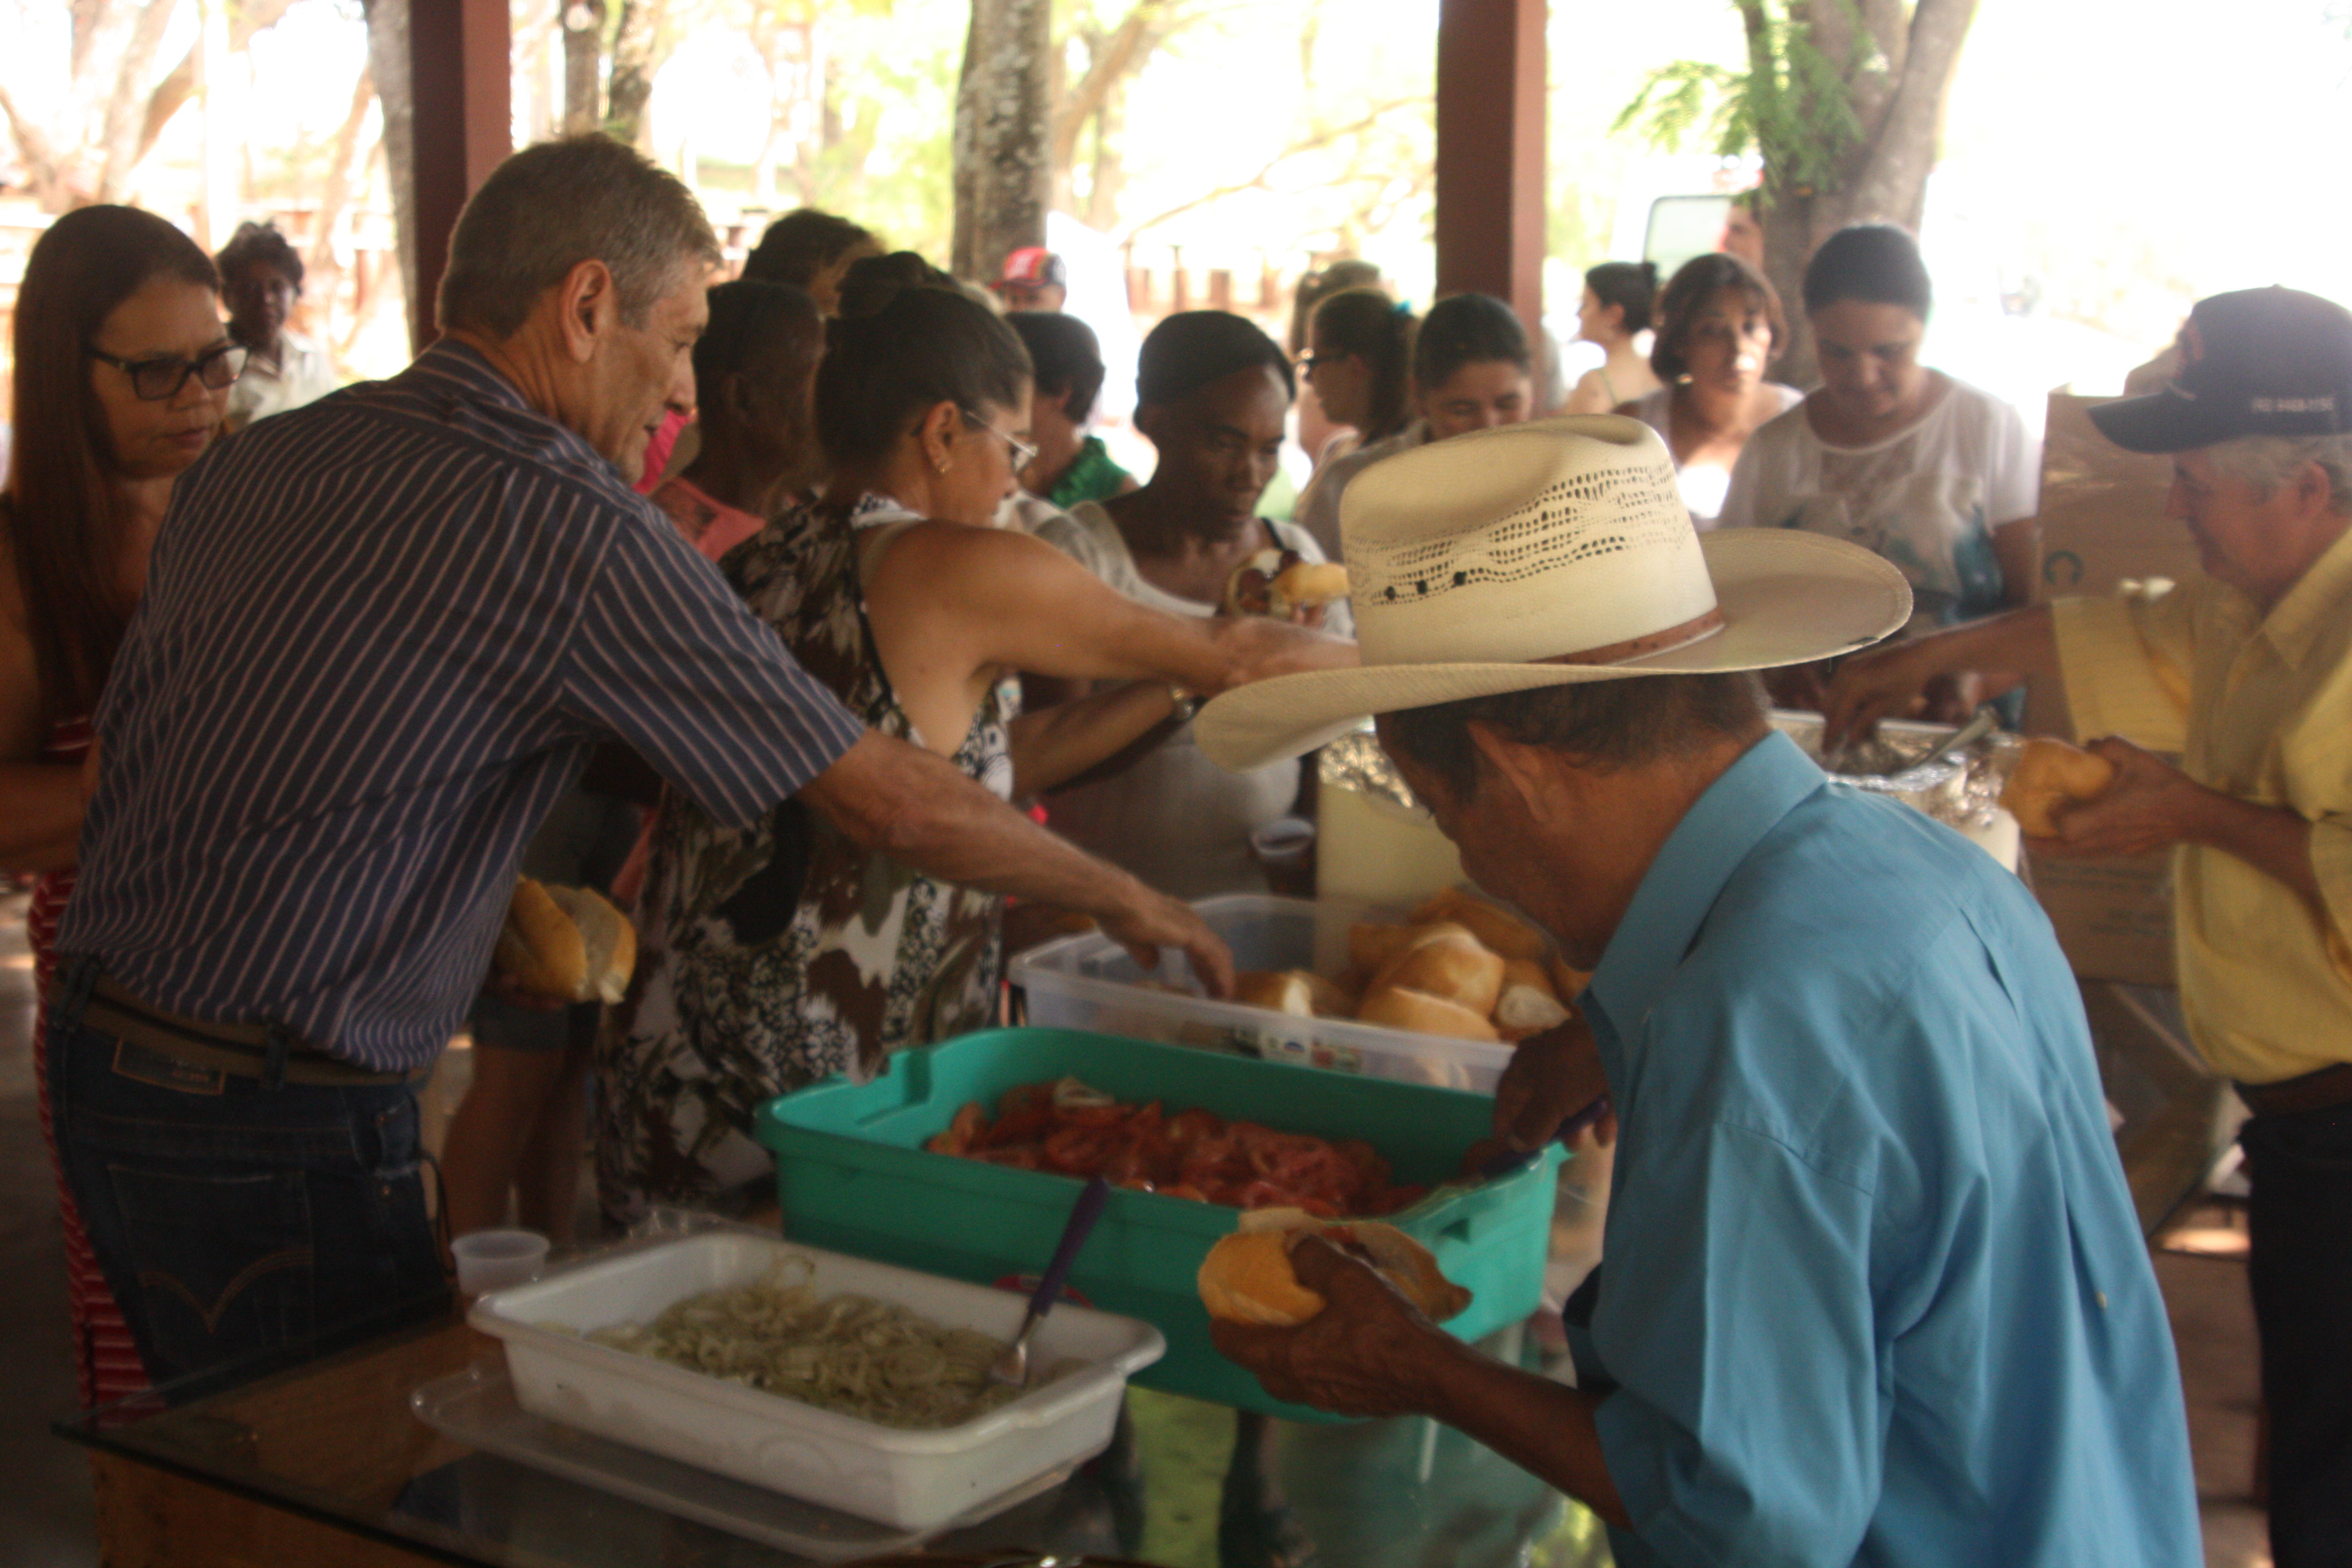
[598,257,1349,1218]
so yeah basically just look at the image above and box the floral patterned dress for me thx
[597,496,1015,1219]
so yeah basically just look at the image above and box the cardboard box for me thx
[2030,393,2199,603]
[2025,851,2176,988]
[2021,392,2191,987]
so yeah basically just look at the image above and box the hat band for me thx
[1539,606,1725,668]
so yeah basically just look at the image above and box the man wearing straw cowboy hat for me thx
[1199,417,2199,1566]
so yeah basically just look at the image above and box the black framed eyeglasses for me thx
[959,406,1039,470]
[88,341,248,401]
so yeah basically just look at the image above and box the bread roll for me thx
[492,877,635,1004]
[2001,737,2118,838]
[1410,887,1551,962]
[1494,957,1571,1039]
[1370,925,1505,1016]
[1355,985,1500,1042]
[1234,970,1316,1017]
[1270,560,1349,615]
[1348,921,1417,974]
[1299,970,1359,1017]
[1199,1210,1472,1326]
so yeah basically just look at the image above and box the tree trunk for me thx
[96,0,179,200]
[135,0,296,166]
[360,0,417,342]
[562,0,605,134]
[1754,0,1980,384]
[605,0,666,149]
[951,0,1052,282]
[303,62,377,335]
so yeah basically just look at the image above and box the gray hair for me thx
[2204,433,2352,515]
[436,136,721,340]
[1379,672,1767,803]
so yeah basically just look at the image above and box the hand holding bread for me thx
[1199,1207,1471,1326]
[1223,548,1351,622]
[2000,737,2118,838]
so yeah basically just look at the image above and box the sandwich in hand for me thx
[2000,738,2117,838]
[1224,548,1350,620]
[492,876,637,1004]
[1199,1207,1471,1326]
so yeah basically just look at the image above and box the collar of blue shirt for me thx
[1584,729,1826,1040]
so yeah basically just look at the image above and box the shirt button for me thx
[2096,1291,2109,1311]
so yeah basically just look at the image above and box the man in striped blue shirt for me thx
[47,138,1242,1391]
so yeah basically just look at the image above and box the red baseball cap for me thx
[995,247,1068,291]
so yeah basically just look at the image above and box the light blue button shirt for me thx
[1576,731,2199,1568]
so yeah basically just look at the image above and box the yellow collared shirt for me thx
[2051,527,2352,1085]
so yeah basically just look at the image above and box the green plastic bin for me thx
[754,1027,1562,1420]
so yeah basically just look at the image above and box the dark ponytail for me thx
[816,252,1031,467]
[1584,260,1659,335]
[1312,286,1415,442]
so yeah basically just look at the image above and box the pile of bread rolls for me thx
[1233,886,1587,1044]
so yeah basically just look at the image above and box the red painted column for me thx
[409,0,513,350]
[1434,0,1547,352]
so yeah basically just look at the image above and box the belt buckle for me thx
[111,1039,227,1096]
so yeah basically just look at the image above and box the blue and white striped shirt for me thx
[59,341,864,1071]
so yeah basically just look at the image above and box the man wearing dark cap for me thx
[1827,285,2352,1567]
[994,245,1068,312]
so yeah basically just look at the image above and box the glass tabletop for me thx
[54,1239,1617,1568]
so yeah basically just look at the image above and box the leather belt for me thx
[2234,1062,2352,1118]
[83,974,425,1088]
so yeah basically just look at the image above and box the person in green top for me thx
[1007,309,1138,508]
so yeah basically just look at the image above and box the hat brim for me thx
[1195,529,1913,771]
[2086,386,2234,454]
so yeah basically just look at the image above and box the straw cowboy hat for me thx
[1195,416,1913,772]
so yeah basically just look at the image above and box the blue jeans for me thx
[45,977,449,1397]
[2242,1101,2352,1568]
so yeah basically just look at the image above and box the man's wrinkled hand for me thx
[2027,736,2213,860]
[1208,1236,1458,1418]
[1100,886,1235,998]
[1491,1011,1609,1153]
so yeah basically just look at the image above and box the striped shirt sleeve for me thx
[561,512,864,826]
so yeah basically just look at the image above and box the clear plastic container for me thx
[469,1231,1164,1531]
[1008,893,1516,1093]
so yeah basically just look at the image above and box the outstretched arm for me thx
[864,522,1354,700]
[1820,606,2058,747]
[797,730,1234,995]
[1006,681,1185,798]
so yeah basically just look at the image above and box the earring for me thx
[935,456,950,474]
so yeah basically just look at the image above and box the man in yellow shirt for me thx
[1823,285,2352,1568]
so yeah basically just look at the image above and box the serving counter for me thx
[57,1287,1619,1568]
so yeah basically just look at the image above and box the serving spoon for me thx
[990,1175,1113,1388]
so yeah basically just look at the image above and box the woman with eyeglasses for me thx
[597,256,1351,1219]
[3,205,238,1406]
[1292,286,1417,558]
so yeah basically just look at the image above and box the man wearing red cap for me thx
[993,246,1068,313]
[1827,286,2352,1567]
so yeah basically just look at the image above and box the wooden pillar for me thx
[1434,0,1545,346]
[408,0,512,350]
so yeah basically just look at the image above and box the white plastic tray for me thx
[466,1232,1163,1531]
[409,1361,1076,1560]
[1009,893,1517,1093]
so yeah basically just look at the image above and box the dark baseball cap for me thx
[2091,286,2352,454]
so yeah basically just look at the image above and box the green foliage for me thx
[1611,0,1869,199]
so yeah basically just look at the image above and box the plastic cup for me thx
[1249,816,1317,897]
[452,1228,549,1297]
